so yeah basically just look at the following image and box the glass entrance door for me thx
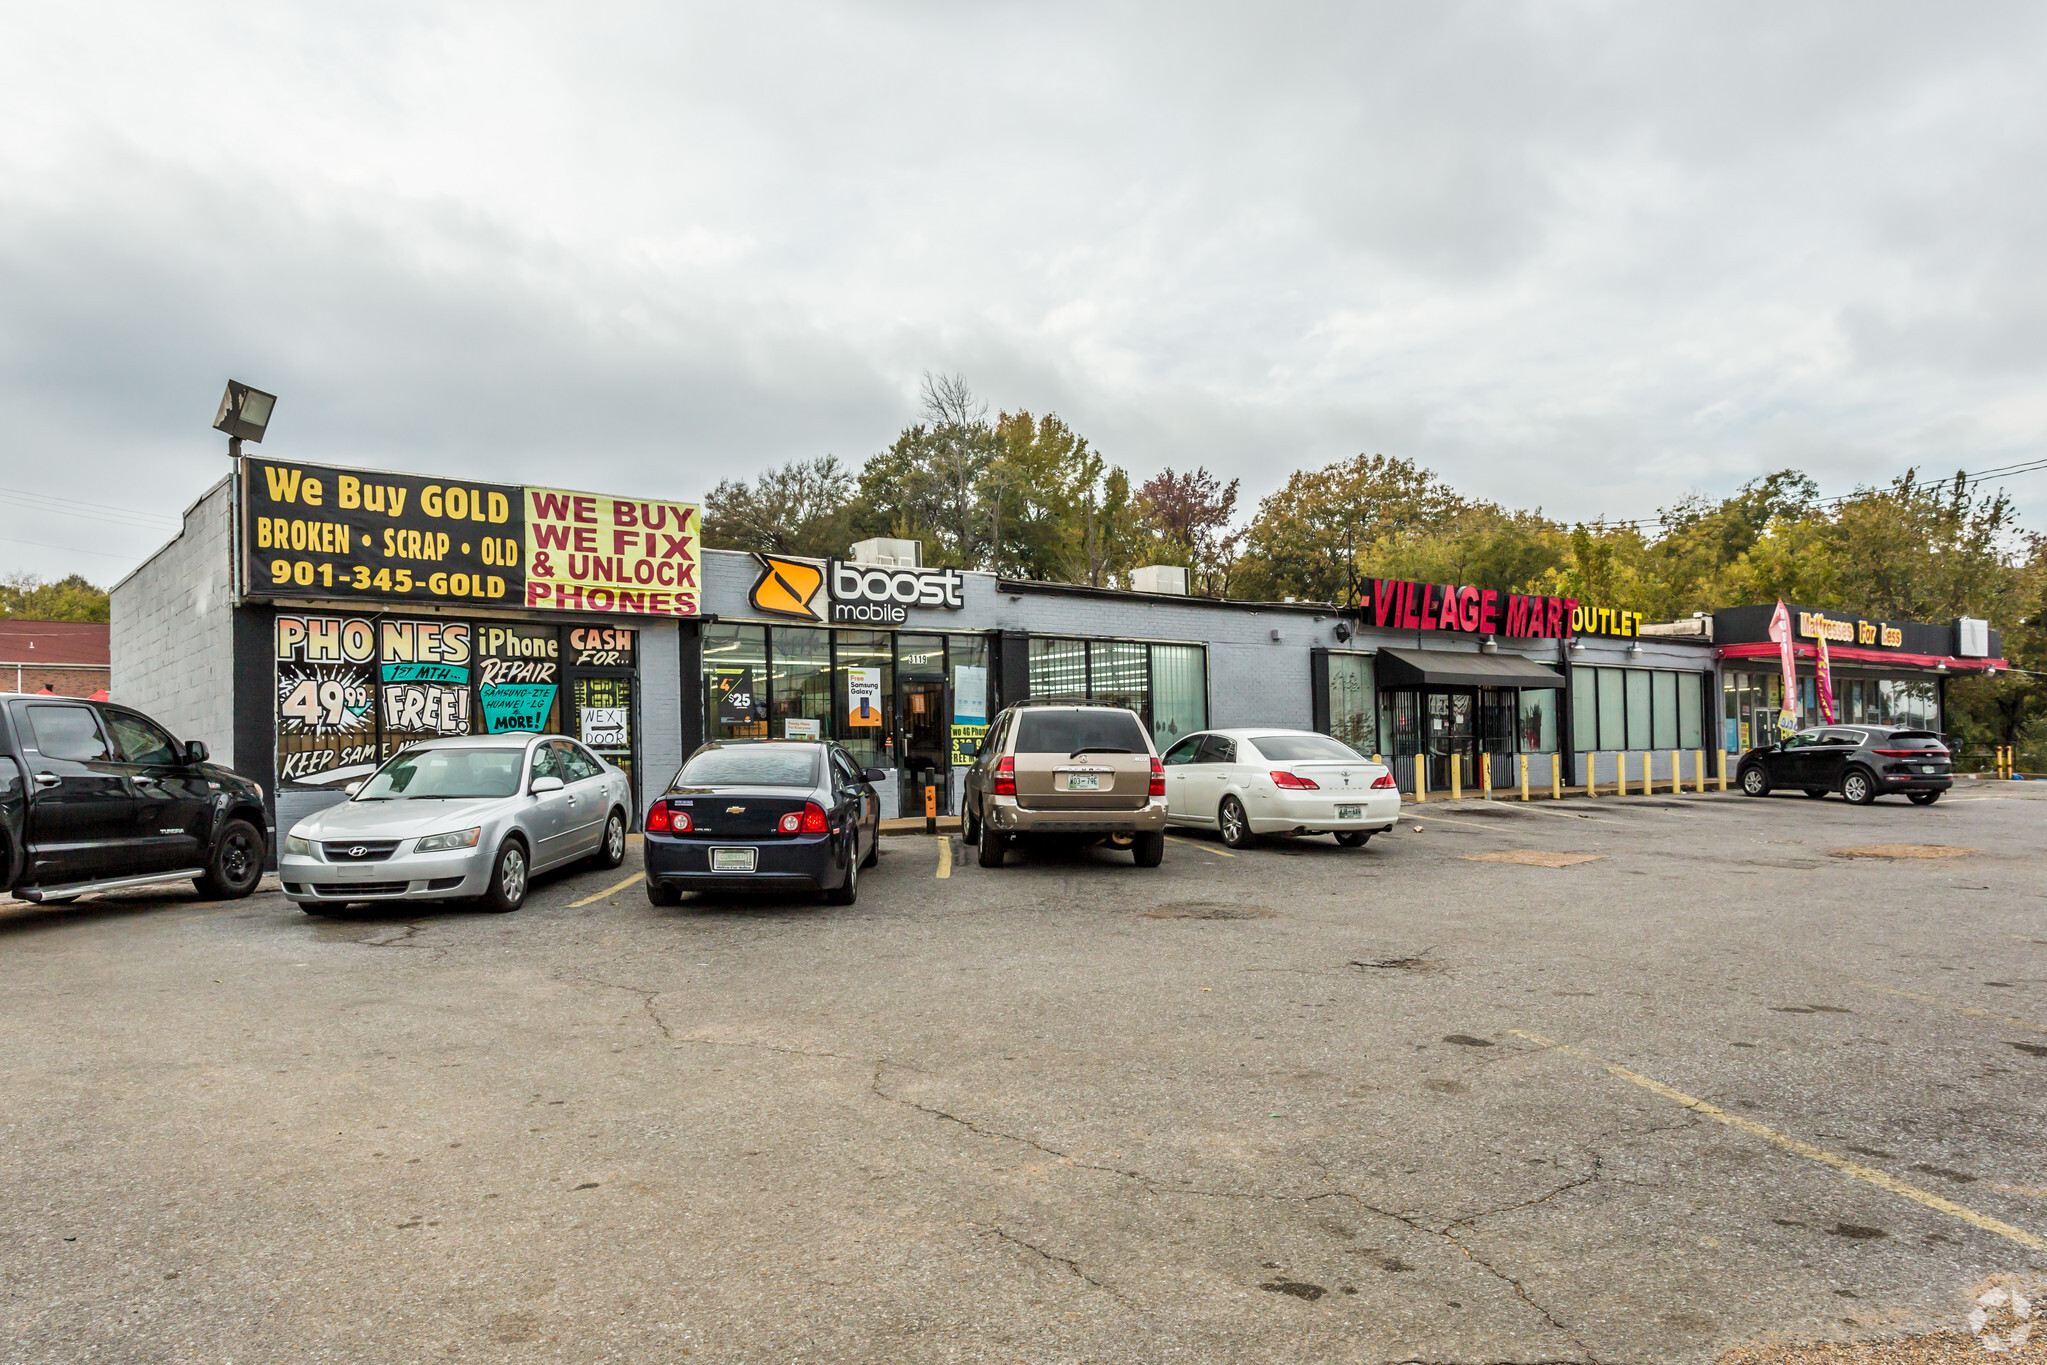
[897,633,949,816]
[1426,690,1475,792]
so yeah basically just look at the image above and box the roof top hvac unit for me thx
[1956,617,1990,658]
[1129,565,1189,595]
[849,538,922,568]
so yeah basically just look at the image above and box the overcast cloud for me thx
[5,2,2047,582]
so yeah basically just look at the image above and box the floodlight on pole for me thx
[213,380,277,457]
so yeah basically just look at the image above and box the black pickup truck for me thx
[0,693,271,904]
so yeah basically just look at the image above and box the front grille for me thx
[322,840,401,863]
[307,881,410,897]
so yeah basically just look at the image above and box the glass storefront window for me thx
[1624,670,1652,751]
[949,635,991,766]
[1596,668,1624,751]
[703,622,769,741]
[1678,673,1702,750]
[771,627,831,740]
[1518,689,1556,752]
[1325,653,1377,755]
[1029,638,1087,699]
[1150,644,1208,746]
[1572,667,1596,753]
[1651,671,1678,750]
[1090,640,1149,717]
[835,630,894,769]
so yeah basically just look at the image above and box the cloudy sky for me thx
[5,2,2047,584]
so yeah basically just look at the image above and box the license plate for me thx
[1064,774,1100,791]
[710,847,757,872]
[1336,805,1362,819]
[1923,765,1939,774]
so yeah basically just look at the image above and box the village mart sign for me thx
[1360,578,1643,638]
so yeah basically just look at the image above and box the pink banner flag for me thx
[1768,600,1798,739]
[1816,625,1835,724]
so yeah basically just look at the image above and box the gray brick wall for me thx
[109,477,238,764]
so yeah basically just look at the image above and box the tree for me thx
[1233,455,1476,603]
[1133,467,1243,597]
[856,374,1001,569]
[701,456,857,560]
[0,573,109,623]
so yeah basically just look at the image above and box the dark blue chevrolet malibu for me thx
[643,740,884,906]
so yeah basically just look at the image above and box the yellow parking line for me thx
[1165,836,1233,858]
[1854,981,2045,1035]
[935,837,951,879]
[1509,1029,2047,1252]
[569,872,642,908]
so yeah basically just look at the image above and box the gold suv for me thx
[961,702,1167,868]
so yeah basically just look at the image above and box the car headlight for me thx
[283,834,313,856]
[415,827,483,853]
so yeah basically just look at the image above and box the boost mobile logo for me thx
[829,561,964,624]
[748,554,826,620]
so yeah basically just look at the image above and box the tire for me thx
[961,800,981,846]
[1132,830,1165,867]
[1842,769,1877,805]
[1335,831,1370,847]
[1803,788,1828,799]
[827,840,859,905]
[646,879,680,907]
[1908,790,1942,806]
[979,827,1008,868]
[1739,765,1771,797]
[1218,796,1255,849]
[196,818,264,899]
[592,811,627,868]
[480,838,529,912]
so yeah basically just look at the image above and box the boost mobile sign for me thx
[828,561,964,624]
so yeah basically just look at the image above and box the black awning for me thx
[1376,647,1565,689]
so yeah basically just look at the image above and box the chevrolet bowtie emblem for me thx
[726,805,746,814]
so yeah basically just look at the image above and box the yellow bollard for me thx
[1587,753,1599,799]
[1415,758,1427,804]
[1551,755,1561,801]
[1451,758,1462,801]
[1519,753,1530,801]
[1481,755,1493,800]
[1643,751,1654,795]
[1695,749,1706,794]
[1717,748,1728,791]
[1373,754,1382,765]
[1617,752,1628,797]
[1669,750,1679,795]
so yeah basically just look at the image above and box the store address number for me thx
[266,559,512,599]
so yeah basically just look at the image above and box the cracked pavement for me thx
[1,787,2044,1362]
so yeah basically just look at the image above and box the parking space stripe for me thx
[1509,1029,2047,1251]
[569,872,643,907]
[1854,981,2044,1034]
[1165,836,1233,858]
[936,837,951,879]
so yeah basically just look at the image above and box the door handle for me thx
[35,773,60,789]
[134,775,157,786]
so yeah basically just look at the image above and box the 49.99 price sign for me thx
[240,458,699,618]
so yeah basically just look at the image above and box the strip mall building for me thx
[111,456,2008,836]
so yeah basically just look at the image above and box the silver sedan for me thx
[280,733,634,913]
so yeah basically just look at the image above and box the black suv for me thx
[1737,725,1952,805]
[0,694,271,903]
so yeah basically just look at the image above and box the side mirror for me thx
[862,768,888,784]
[184,740,209,764]
[530,775,565,794]
[344,781,364,796]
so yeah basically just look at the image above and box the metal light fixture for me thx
[213,380,277,456]
[1626,641,1643,656]
[1480,635,1499,654]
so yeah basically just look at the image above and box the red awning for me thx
[89,689,109,700]
[1717,642,2003,672]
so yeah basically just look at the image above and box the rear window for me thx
[1013,709,1150,756]
[1884,730,1946,747]
[677,745,819,788]
[1248,733,1364,763]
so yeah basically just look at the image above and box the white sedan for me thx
[1160,728,1401,849]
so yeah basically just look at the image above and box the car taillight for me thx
[645,803,671,832]
[993,756,1016,796]
[1371,772,1397,789]
[799,801,829,833]
[1874,749,1947,758]
[1271,770,1320,790]
[1149,755,1166,797]
[779,812,801,833]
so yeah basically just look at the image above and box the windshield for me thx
[1249,733,1365,762]
[1014,709,1150,756]
[356,747,525,800]
[677,745,820,788]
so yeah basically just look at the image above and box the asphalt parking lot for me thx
[3,783,2043,1364]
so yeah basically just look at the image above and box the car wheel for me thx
[962,800,981,846]
[1803,788,1828,799]
[979,827,1008,868]
[827,840,859,905]
[593,811,627,869]
[1218,796,1255,849]
[1132,830,1165,867]
[196,819,264,900]
[1335,831,1370,847]
[1739,765,1770,797]
[1842,769,1876,805]
[481,839,529,912]
[646,879,680,907]
[1907,790,1942,806]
